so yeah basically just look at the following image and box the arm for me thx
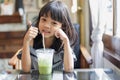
[21,40,31,72]
[22,23,38,72]
[55,29,74,72]
[63,39,74,72]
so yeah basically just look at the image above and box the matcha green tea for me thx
[36,49,54,74]
[38,56,52,74]
[39,74,52,80]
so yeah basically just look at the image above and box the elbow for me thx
[22,68,30,73]
[22,66,31,73]
[64,66,74,72]
[64,61,74,72]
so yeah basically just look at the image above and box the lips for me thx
[42,30,51,34]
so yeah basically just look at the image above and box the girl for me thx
[21,0,78,72]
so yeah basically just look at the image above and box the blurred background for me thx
[0,0,79,70]
[0,0,120,77]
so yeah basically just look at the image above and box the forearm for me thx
[63,39,74,72]
[22,42,31,72]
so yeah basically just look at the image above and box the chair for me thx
[8,48,22,69]
[8,24,93,69]
[73,23,92,68]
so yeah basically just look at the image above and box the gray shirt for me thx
[17,46,76,71]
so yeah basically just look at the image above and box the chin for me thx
[44,35,54,39]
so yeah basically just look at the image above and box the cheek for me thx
[50,28,55,33]
[54,25,62,31]
[52,27,61,34]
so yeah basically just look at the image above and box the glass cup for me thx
[39,74,52,80]
[36,49,54,74]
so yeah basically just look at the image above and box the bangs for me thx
[39,2,64,23]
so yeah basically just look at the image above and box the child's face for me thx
[38,13,62,38]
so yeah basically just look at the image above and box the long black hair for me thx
[33,0,78,51]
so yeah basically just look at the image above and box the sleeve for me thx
[17,46,37,60]
[71,49,77,62]
[53,50,64,70]
[53,49,77,70]
[59,49,77,62]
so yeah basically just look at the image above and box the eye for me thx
[41,17,46,22]
[52,22,57,25]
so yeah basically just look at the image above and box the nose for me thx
[44,23,51,29]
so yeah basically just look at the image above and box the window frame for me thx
[102,0,120,69]
[89,0,120,69]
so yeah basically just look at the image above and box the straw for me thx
[42,33,45,51]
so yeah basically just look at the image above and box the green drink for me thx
[38,60,52,74]
[39,74,52,80]
[36,49,54,74]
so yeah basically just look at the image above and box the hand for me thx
[24,21,38,43]
[55,29,69,44]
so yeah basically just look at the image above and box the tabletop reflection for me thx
[17,70,76,80]
[0,68,120,80]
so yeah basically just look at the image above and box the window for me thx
[104,0,120,37]
[104,0,113,36]
[89,0,120,69]
[102,0,120,69]
[116,0,120,37]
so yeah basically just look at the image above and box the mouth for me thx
[42,30,51,34]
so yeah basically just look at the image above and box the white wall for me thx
[0,23,26,32]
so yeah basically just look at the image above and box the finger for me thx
[31,27,38,32]
[30,30,38,36]
[32,30,38,34]
[55,31,60,38]
[29,32,38,39]
[29,27,38,33]
[27,20,32,27]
